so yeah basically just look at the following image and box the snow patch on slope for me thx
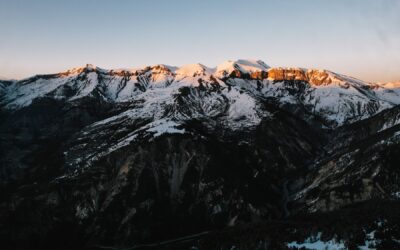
[225,87,262,129]
[69,72,99,100]
[146,119,185,137]
[287,233,346,250]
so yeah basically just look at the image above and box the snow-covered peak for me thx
[236,59,270,71]
[84,63,96,70]
[173,63,217,87]
[60,64,100,77]
[141,64,175,85]
[2,60,399,126]
[175,63,212,77]
[376,81,400,89]
[215,59,270,78]
[147,64,176,73]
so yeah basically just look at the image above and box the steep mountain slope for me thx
[1,60,400,249]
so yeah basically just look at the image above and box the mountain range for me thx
[1,59,400,249]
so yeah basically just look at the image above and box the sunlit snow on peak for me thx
[175,63,213,77]
[215,59,269,78]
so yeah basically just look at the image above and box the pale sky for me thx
[0,0,399,82]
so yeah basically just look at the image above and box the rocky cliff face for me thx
[1,60,400,249]
[267,68,340,86]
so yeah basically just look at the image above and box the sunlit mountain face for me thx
[1,59,400,249]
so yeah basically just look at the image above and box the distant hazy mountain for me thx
[0,76,15,81]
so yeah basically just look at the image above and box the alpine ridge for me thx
[1,59,400,249]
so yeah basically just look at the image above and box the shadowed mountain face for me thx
[1,60,400,249]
